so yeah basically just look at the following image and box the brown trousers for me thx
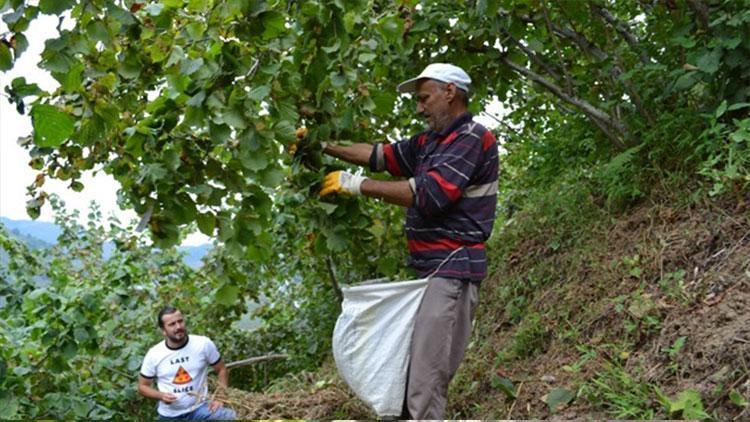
[404,277,479,419]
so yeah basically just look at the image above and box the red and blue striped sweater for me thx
[370,113,499,281]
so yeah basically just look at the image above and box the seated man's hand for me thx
[160,392,177,404]
[320,171,367,196]
[208,400,224,412]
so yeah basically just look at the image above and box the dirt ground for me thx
[457,195,750,420]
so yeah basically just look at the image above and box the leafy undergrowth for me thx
[224,186,750,420]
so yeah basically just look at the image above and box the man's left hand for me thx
[208,400,224,412]
[320,170,367,196]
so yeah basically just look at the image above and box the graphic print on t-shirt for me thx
[172,366,193,385]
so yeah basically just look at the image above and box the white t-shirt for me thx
[139,335,222,417]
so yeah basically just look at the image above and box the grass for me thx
[583,360,661,420]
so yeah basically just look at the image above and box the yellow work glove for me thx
[320,170,367,196]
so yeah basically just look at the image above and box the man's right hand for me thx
[160,392,177,404]
[289,126,326,169]
[288,127,309,156]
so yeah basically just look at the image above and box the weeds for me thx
[659,269,691,305]
[584,360,660,419]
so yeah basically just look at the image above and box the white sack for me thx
[332,278,429,417]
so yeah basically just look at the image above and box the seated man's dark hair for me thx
[157,305,179,328]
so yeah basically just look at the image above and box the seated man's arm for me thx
[138,375,176,404]
[208,359,229,411]
[212,358,229,389]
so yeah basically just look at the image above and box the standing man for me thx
[320,63,499,419]
[138,306,236,420]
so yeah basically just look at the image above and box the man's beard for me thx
[426,110,452,133]
[167,330,187,344]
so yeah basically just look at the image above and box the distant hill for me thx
[0,217,210,268]
[0,217,60,246]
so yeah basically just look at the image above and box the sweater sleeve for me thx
[369,133,425,177]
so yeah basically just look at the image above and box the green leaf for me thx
[317,202,338,215]
[187,0,211,13]
[373,91,396,115]
[31,104,75,147]
[248,84,271,101]
[544,388,574,412]
[322,39,341,54]
[10,77,41,97]
[729,389,749,408]
[13,366,31,376]
[672,72,700,91]
[0,396,19,419]
[358,52,376,63]
[39,0,75,14]
[86,20,110,44]
[696,49,722,74]
[196,212,216,236]
[491,375,517,399]
[665,390,709,419]
[240,148,268,171]
[273,120,296,143]
[716,100,728,118]
[11,33,28,56]
[261,11,285,39]
[728,102,750,111]
[73,327,89,342]
[259,167,285,187]
[325,229,348,252]
[58,62,84,93]
[118,51,142,79]
[730,129,750,143]
[180,57,204,76]
[330,72,346,88]
[186,91,206,107]
[215,284,239,306]
[378,15,403,42]
[222,108,247,130]
[71,399,90,418]
[0,42,12,71]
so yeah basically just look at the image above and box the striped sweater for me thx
[369,113,499,281]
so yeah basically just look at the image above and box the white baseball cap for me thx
[397,63,472,93]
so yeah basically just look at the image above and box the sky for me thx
[0,16,135,223]
[1,13,505,247]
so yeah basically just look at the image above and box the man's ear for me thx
[444,83,457,102]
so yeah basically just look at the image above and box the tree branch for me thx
[500,30,562,82]
[325,257,343,302]
[590,4,650,64]
[226,353,289,369]
[550,21,654,126]
[551,23,609,61]
[500,56,627,150]
[540,1,574,94]
[685,0,710,31]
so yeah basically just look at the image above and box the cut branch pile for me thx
[209,381,371,420]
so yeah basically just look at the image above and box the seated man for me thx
[138,306,236,420]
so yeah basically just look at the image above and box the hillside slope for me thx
[450,191,749,420]
[217,190,749,420]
